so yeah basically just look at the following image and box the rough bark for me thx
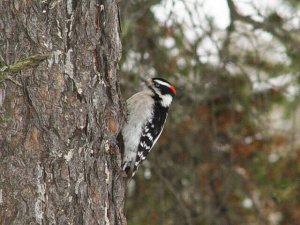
[0,0,126,224]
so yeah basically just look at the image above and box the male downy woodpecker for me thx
[122,78,176,177]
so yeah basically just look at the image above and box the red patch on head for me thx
[170,85,176,95]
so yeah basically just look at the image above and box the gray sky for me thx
[153,0,281,29]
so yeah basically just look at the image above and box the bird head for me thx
[146,77,176,107]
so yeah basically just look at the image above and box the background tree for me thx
[120,0,300,224]
[0,1,126,224]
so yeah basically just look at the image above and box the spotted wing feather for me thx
[132,105,168,174]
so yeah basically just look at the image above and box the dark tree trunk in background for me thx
[0,0,126,224]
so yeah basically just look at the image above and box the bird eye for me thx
[154,83,159,88]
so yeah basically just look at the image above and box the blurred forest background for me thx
[119,0,300,224]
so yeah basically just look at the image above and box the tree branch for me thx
[226,0,299,49]
[0,53,49,80]
[154,168,194,225]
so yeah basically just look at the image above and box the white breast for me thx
[122,91,154,163]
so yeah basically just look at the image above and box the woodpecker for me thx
[122,78,176,178]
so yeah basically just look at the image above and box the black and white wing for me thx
[132,106,168,175]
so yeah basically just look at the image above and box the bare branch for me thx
[0,53,49,80]
[226,0,299,49]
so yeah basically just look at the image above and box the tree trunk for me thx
[0,0,126,224]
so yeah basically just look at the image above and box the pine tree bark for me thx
[0,0,126,224]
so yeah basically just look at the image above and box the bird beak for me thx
[141,77,153,87]
[146,79,153,88]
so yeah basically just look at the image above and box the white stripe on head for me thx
[153,79,171,88]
